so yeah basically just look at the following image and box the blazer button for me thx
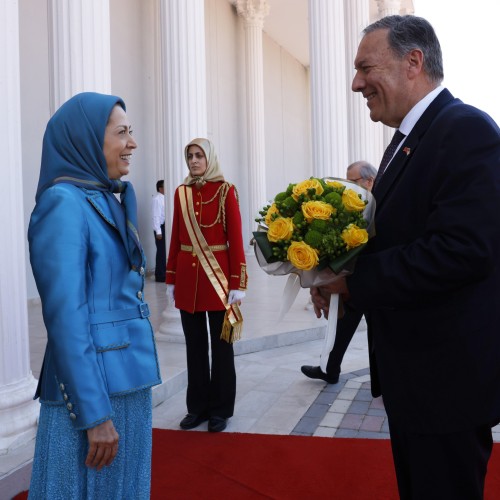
[59,383,65,391]
[66,402,73,411]
[69,413,77,420]
[192,253,196,257]
[137,291,143,300]
[63,393,68,401]
[192,263,196,267]
[195,212,199,216]
[139,267,145,276]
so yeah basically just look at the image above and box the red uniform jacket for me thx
[166,181,247,312]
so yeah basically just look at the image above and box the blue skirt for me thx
[28,389,152,500]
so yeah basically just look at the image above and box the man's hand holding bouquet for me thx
[253,177,375,371]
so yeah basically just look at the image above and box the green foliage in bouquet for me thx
[253,177,370,274]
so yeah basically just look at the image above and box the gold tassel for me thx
[220,312,243,344]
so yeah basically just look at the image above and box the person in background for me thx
[346,160,377,192]
[311,15,500,499]
[28,92,161,499]
[152,179,166,282]
[301,161,377,384]
[166,138,247,433]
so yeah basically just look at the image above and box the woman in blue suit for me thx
[28,92,161,499]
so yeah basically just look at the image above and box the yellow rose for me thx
[325,180,345,190]
[342,188,366,212]
[301,200,335,223]
[292,179,324,201]
[287,241,319,270]
[341,224,369,250]
[267,217,294,242]
[265,203,281,225]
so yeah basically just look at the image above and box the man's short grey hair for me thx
[348,161,377,180]
[364,15,444,84]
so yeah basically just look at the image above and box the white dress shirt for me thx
[151,192,165,235]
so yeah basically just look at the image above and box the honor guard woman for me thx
[166,138,247,433]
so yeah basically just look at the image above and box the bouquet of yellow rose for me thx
[253,177,376,373]
[253,177,375,288]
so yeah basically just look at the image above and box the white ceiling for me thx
[262,0,310,67]
[231,0,415,68]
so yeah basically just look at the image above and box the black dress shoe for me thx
[180,413,208,430]
[301,365,339,384]
[208,416,228,433]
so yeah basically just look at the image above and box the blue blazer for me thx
[348,89,500,434]
[29,184,162,430]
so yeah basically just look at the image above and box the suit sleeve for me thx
[347,109,500,309]
[225,185,248,291]
[28,186,113,429]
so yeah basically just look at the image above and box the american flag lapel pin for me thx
[403,147,411,156]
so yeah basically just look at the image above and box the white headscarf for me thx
[183,138,225,188]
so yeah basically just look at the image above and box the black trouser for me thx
[326,303,363,377]
[154,223,166,282]
[388,419,494,500]
[180,310,236,418]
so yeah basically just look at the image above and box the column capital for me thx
[376,0,402,17]
[236,0,270,27]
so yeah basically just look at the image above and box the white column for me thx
[48,0,111,113]
[376,0,403,147]
[156,0,208,341]
[236,0,269,222]
[344,0,384,166]
[308,0,349,179]
[0,0,39,454]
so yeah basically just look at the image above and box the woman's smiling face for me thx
[103,105,137,180]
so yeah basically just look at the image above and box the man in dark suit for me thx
[311,15,500,499]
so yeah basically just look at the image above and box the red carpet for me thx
[14,430,500,499]
[152,430,398,499]
[151,430,500,499]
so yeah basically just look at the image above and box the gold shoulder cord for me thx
[200,182,231,230]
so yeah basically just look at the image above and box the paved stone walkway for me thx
[293,368,390,439]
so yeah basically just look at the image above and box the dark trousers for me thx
[326,303,363,377]
[180,309,236,418]
[388,419,494,500]
[154,223,166,282]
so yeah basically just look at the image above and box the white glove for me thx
[228,290,246,305]
[166,284,175,305]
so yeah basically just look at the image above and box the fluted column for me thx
[157,0,208,341]
[308,0,349,178]
[0,0,39,453]
[344,0,384,165]
[236,0,269,221]
[48,0,111,113]
[376,0,403,147]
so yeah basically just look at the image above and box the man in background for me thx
[152,179,166,282]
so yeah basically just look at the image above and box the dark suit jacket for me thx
[347,89,500,434]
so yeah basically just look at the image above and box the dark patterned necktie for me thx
[373,129,406,188]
